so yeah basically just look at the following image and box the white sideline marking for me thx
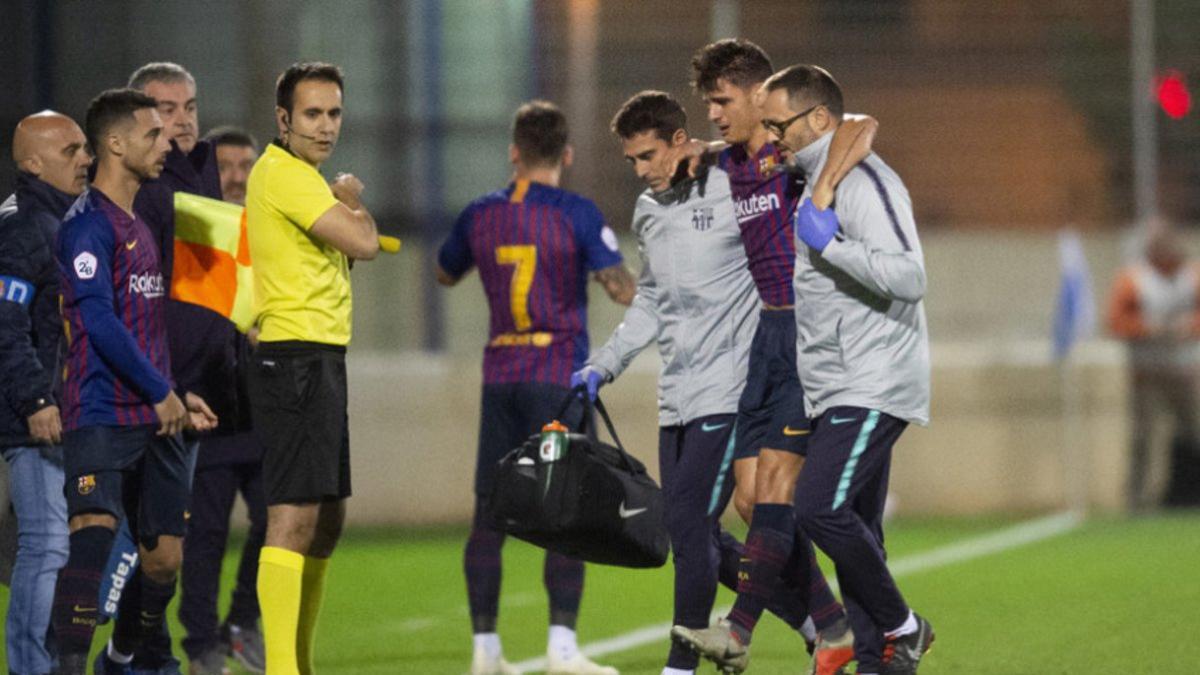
[510,510,1084,672]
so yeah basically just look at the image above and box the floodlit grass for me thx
[2,512,1197,673]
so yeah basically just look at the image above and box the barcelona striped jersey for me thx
[718,142,806,307]
[56,188,173,430]
[438,179,623,386]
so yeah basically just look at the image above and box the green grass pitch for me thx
[2,512,1197,673]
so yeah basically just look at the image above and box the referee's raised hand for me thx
[153,391,188,437]
[331,172,364,208]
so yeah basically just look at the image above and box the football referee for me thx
[244,62,379,675]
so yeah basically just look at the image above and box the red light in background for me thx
[1154,69,1192,120]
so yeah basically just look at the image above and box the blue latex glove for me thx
[794,198,840,253]
[569,366,605,402]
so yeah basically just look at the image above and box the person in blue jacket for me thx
[0,110,91,675]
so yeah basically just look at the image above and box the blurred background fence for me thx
[1,0,1197,524]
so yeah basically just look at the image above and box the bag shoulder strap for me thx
[552,386,640,474]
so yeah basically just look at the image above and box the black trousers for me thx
[179,459,267,658]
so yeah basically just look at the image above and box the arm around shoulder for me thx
[812,115,879,209]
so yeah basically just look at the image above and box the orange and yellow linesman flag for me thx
[171,192,256,332]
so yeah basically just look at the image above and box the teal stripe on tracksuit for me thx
[832,410,881,510]
[708,421,737,516]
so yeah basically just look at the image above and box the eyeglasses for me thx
[761,104,820,139]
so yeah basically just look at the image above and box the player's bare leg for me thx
[754,449,803,505]
[732,458,758,525]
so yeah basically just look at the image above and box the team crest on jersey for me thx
[759,155,777,175]
[692,207,714,231]
[77,474,96,495]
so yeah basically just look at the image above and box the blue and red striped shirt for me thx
[439,179,623,386]
[56,188,173,430]
[718,143,804,306]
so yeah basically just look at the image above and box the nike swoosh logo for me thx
[782,426,810,436]
[73,605,97,613]
[125,240,137,250]
[830,415,858,425]
[701,422,729,432]
[618,501,648,519]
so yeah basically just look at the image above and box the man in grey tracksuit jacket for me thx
[578,91,828,674]
[763,65,934,674]
[586,164,759,425]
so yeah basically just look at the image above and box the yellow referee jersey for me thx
[245,142,351,345]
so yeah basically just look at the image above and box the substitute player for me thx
[578,90,799,675]
[49,88,217,675]
[125,59,233,675]
[775,64,933,674]
[245,62,380,675]
[437,100,635,675]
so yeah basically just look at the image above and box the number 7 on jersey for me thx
[495,245,537,332]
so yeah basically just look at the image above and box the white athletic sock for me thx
[474,632,503,659]
[662,668,695,675]
[884,611,917,639]
[107,640,134,664]
[548,624,579,660]
[799,616,818,642]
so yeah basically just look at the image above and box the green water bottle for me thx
[539,420,569,463]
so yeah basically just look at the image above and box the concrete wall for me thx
[341,341,1135,527]
[330,229,1191,525]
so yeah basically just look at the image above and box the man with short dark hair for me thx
[50,87,217,675]
[0,110,90,675]
[437,99,634,675]
[768,64,933,675]
[245,61,379,674]
[126,60,250,675]
[206,127,259,206]
[175,125,268,675]
[590,89,765,675]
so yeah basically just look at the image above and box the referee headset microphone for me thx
[282,112,326,144]
[284,112,402,254]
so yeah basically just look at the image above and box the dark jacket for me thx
[0,173,77,449]
[134,140,259,462]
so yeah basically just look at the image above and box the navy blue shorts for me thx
[63,424,190,548]
[734,310,809,460]
[474,382,585,498]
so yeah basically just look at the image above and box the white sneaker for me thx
[546,652,619,675]
[471,650,522,675]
